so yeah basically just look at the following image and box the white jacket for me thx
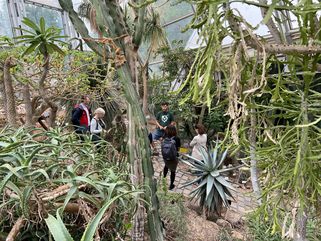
[190,134,207,161]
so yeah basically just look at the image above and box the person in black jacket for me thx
[71,96,92,134]
[163,125,181,190]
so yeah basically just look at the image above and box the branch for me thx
[258,0,282,44]
[58,0,104,56]
[6,217,26,241]
[226,6,321,54]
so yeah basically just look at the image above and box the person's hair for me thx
[165,125,177,137]
[81,95,90,101]
[195,124,205,135]
[94,108,105,115]
[161,102,169,106]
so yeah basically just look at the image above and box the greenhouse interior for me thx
[0,0,320,240]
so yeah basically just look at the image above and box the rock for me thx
[231,230,244,240]
[216,218,231,228]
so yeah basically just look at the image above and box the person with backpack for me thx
[190,124,207,161]
[90,108,106,143]
[71,96,92,134]
[161,125,181,190]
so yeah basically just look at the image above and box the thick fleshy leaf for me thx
[45,210,74,241]
[181,176,203,188]
[216,149,228,169]
[206,175,214,200]
[215,176,236,191]
[62,186,78,212]
[214,179,229,206]
[81,192,134,241]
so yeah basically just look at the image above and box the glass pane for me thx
[25,3,64,33]
[230,2,269,36]
[0,0,12,37]
[164,16,194,47]
[154,0,193,25]
[149,63,162,77]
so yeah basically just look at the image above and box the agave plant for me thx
[182,143,239,215]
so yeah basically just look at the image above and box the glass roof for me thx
[1,0,291,76]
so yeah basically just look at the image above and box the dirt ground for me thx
[183,201,247,241]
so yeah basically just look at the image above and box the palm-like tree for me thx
[15,17,66,127]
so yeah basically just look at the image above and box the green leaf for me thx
[40,17,46,33]
[81,192,134,241]
[26,169,50,181]
[45,209,74,241]
[22,42,40,57]
[216,149,228,169]
[47,43,65,55]
[21,186,32,218]
[215,176,236,192]
[62,186,77,212]
[206,175,214,200]
[22,17,41,32]
[213,179,227,206]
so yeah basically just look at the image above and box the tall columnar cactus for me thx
[58,1,164,240]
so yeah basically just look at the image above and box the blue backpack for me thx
[161,137,177,161]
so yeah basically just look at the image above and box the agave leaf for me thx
[210,170,220,177]
[206,184,215,210]
[215,176,236,191]
[190,178,207,195]
[181,176,203,188]
[211,146,218,167]
[216,149,228,169]
[213,179,228,206]
[206,175,214,200]
[181,154,206,166]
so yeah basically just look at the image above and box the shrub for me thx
[0,127,138,240]
[157,178,187,241]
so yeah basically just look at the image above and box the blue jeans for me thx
[152,128,165,141]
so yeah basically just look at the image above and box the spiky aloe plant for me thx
[182,144,238,215]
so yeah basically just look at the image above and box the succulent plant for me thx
[182,143,238,215]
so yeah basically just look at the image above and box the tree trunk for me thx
[249,108,261,204]
[258,0,282,44]
[23,84,33,127]
[0,69,7,121]
[59,1,164,240]
[128,105,145,241]
[3,57,17,127]
[198,105,206,125]
[39,53,58,128]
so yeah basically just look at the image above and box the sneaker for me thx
[169,184,175,190]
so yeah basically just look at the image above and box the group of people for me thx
[72,97,208,191]
[71,95,106,142]
[150,102,207,190]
